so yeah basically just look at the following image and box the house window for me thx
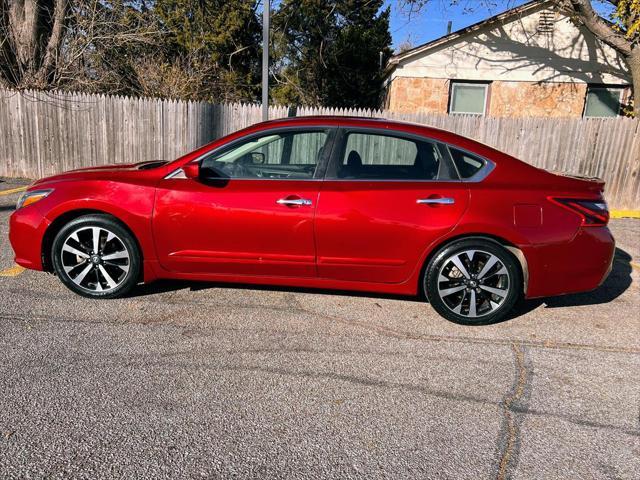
[583,86,622,118]
[449,82,489,115]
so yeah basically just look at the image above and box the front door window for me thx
[201,130,329,180]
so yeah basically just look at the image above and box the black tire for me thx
[51,214,141,299]
[424,238,522,325]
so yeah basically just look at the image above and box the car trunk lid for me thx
[549,171,605,194]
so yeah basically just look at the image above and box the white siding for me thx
[392,5,630,85]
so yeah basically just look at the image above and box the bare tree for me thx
[0,0,69,87]
[0,1,260,101]
[561,0,639,115]
[396,39,415,54]
[0,1,164,93]
[401,0,640,116]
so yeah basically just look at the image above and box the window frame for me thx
[582,85,623,118]
[172,126,339,181]
[448,81,490,116]
[324,127,494,182]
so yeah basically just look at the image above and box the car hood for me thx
[31,160,169,186]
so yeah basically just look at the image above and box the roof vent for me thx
[537,10,555,33]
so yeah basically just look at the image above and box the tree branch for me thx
[37,0,68,84]
[561,0,632,56]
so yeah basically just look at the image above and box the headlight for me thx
[16,189,53,210]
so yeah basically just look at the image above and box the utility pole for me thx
[262,0,270,121]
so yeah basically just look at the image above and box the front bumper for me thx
[524,226,615,298]
[9,206,50,271]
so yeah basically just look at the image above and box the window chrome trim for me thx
[165,168,187,179]
[165,168,495,183]
[462,159,495,182]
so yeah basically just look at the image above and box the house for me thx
[384,0,631,118]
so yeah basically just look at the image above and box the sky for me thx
[262,1,617,52]
[384,0,616,51]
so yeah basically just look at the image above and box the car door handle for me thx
[276,197,313,207]
[416,197,455,205]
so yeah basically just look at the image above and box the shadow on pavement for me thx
[132,248,633,321]
[131,278,423,303]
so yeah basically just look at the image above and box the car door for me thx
[153,127,335,277]
[315,128,470,284]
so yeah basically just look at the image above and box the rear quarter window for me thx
[449,147,485,179]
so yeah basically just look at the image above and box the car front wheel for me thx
[424,238,522,325]
[51,214,141,299]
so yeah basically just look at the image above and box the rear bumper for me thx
[524,226,615,298]
[9,207,50,271]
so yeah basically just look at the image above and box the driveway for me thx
[0,179,638,479]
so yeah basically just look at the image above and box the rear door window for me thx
[330,132,445,180]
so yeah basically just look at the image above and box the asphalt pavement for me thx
[0,178,638,479]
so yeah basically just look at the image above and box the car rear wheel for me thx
[51,214,141,299]
[424,238,522,325]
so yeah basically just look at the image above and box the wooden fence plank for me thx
[0,88,637,209]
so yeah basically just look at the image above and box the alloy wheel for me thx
[436,249,511,318]
[60,226,131,293]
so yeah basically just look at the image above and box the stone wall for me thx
[489,81,587,117]
[385,77,449,114]
[385,77,599,117]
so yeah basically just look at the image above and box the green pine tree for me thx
[272,0,392,108]
[153,0,261,101]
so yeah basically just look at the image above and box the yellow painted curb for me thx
[0,186,27,196]
[610,210,640,219]
[0,264,25,277]
[617,258,640,270]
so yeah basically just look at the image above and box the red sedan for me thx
[9,116,614,324]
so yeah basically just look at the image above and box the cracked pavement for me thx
[0,178,638,479]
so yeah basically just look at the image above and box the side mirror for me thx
[182,162,200,180]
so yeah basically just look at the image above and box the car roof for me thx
[251,115,488,152]
[257,115,423,129]
[254,115,454,137]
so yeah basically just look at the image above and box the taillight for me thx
[550,197,609,226]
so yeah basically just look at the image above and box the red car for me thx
[9,116,614,324]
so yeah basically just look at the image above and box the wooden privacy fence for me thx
[0,88,638,209]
